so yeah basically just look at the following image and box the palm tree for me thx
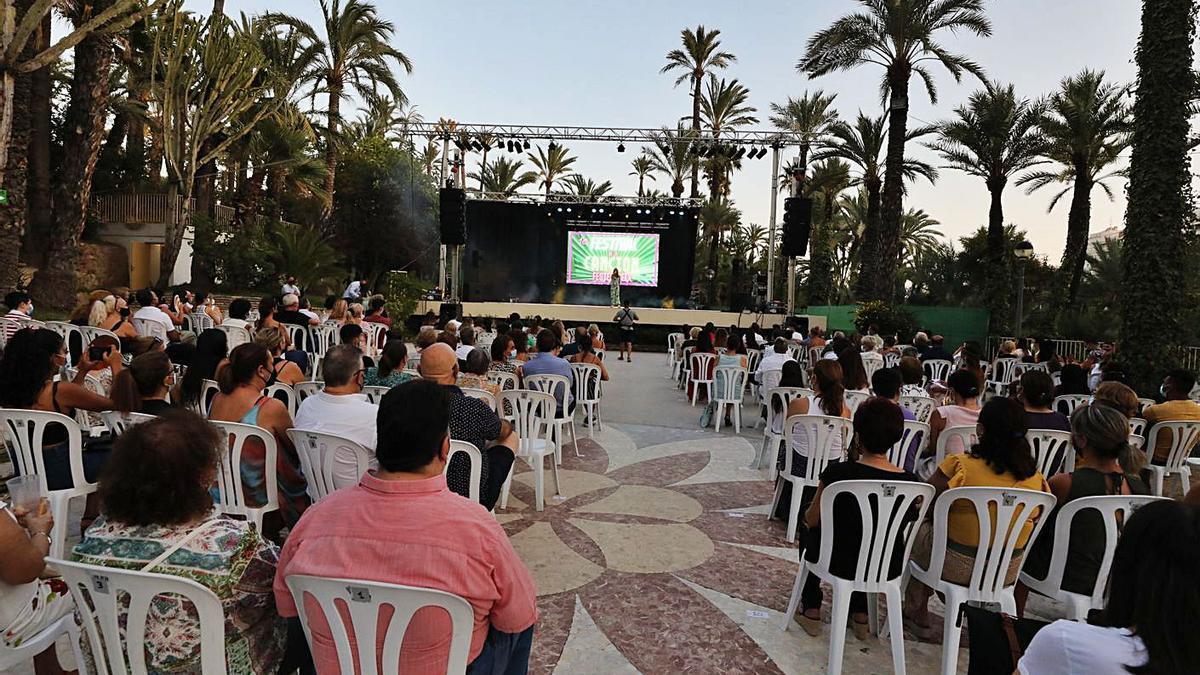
[661,25,736,197]
[351,92,422,144]
[418,140,440,177]
[768,90,839,185]
[699,198,741,303]
[814,111,937,298]
[264,0,413,225]
[629,155,657,196]
[1018,69,1130,311]
[563,175,614,199]
[699,77,757,199]
[474,132,498,189]
[899,208,944,268]
[468,156,536,195]
[1082,237,1123,312]
[928,82,1046,329]
[526,144,577,196]
[800,0,992,300]
[645,123,697,197]
[803,159,852,305]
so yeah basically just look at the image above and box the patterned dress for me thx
[363,367,413,389]
[72,514,286,674]
[610,272,621,307]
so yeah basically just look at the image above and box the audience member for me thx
[255,296,281,334]
[489,334,523,380]
[177,328,228,410]
[110,351,174,415]
[133,288,183,343]
[898,356,927,397]
[1142,369,1200,465]
[223,298,253,331]
[872,367,921,472]
[686,330,718,403]
[794,398,921,638]
[522,329,575,413]
[365,339,413,388]
[921,370,983,477]
[339,323,375,369]
[560,326,587,358]
[273,380,537,673]
[293,345,378,487]
[756,337,794,384]
[209,343,310,539]
[73,411,287,673]
[772,360,851,523]
[255,325,307,386]
[837,348,870,394]
[193,291,223,325]
[90,293,138,340]
[437,330,460,350]
[459,348,501,397]
[275,294,319,327]
[1092,381,1139,419]
[456,323,478,361]
[363,296,391,327]
[1056,363,1091,396]
[1019,370,1071,432]
[920,334,953,362]
[1035,339,1063,373]
[418,343,517,509]
[2,291,34,341]
[588,323,606,352]
[326,299,349,325]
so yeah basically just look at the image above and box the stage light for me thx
[557,207,563,212]
[733,146,746,160]
[598,208,605,213]
[689,144,700,155]
[523,139,531,150]
[507,140,515,152]
[617,143,625,153]
[549,141,557,151]
[472,140,483,151]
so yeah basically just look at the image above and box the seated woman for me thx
[795,398,921,638]
[1092,381,1139,420]
[208,344,310,540]
[568,334,610,380]
[1019,370,1070,432]
[365,339,413,388]
[72,411,287,673]
[905,397,1050,635]
[79,334,122,430]
[326,298,349,325]
[0,493,73,674]
[192,291,223,326]
[488,334,523,380]
[110,351,175,415]
[255,296,281,334]
[1018,499,1199,674]
[345,303,365,326]
[1055,363,1091,396]
[766,360,807,437]
[922,370,983,476]
[588,323,606,352]
[704,333,749,426]
[254,325,307,387]
[837,347,870,395]
[686,330,719,402]
[898,356,928,398]
[772,360,851,522]
[176,328,229,411]
[1016,403,1149,615]
[0,328,121,491]
[458,348,501,397]
[91,294,138,340]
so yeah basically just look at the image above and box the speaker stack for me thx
[439,186,467,245]
[780,197,813,257]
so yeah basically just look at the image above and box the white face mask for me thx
[25,303,33,317]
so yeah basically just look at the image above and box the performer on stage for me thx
[609,268,621,307]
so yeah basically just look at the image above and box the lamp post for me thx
[1014,241,1035,338]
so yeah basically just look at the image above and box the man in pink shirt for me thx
[274,379,538,673]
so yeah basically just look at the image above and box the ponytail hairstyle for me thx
[1018,370,1055,408]
[376,340,408,378]
[179,329,228,408]
[255,296,277,333]
[812,359,845,417]
[88,297,110,327]
[110,351,173,414]
[254,324,288,356]
[1071,403,1143,476]
[970,397,1037,480]
[947,369,981,403]
[217,343,270,395]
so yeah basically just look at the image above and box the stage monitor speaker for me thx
[780,197,813,257]
[439,187,467,245]
[439,302,462,326]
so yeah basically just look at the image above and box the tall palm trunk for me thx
[690,77,701,198]
[985,176,1011,331]
[23,11,52,268]
[638,175,645,196]
[1058,161,1094,312]
[873,68,911,302]
[853,175,882,298]
[31,0,118,308]
[0,1,35,292]
[807,194,836,306]
[671,176,684,197]
[706,225,720,303]
[322,79,342,228]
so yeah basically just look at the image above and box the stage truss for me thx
[469,191,701,207]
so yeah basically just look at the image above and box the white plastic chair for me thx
[666,332,682,374]
[263,382,297,417]
[308,323,338,357]
[1128,417,1147,438]
[0,410,95,558]
[101,410,157,436]
[524,373,578,463]
[79,324,122,349]
[751,369,785,430]
[1136,398,1156,416]
[888,420,931,470]
[1145,420,1200,495]
[677,346,695,390]
[861,354,884,383]
[209,420,280,531]
[216,323,252,349]
[782,480,935,675]
[754,387,814,478]
[712,366,749,433]
[363,385,392,404]
[497,390,559,512]
[570,362,604,436]
[445,439,484,504]
[907,486,1056,675]
[0,612,83,673]
[922,359,953,385]
[1053,395,1090,417]
[770,414,853,543]
[1027,429,1075,477]
[294,380,325,404]
[1018,494,1168,621]
[899,395,936,423]
[487,369,519,393]
[194,378,222,417]
[285,324,309,353]
[883,352,900,369]
[50,557,227,675]
[131,317,169,342]
[287,429,374,502]
[688,352,716,405]
[986,358,1018,396]
[807,346,824,367]
[461,387,498,412]
[934,424,978,467]
[189,312,215,332]
[44,321,84,364]
[844,391,869,416]
[284,574,474,675]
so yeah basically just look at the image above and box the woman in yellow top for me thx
[904,397,1049,635]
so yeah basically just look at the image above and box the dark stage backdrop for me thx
[462,201,697,306]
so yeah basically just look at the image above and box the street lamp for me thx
[1014,241,1035,338]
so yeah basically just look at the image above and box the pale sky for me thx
[194,0,1145,262]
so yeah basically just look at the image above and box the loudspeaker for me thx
[439,187,467,245]
[780,197,813,257]
[439,302,462,326]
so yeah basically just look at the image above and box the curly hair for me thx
[0,328,63,408]
[971,397,1037,480]
[97,410,220,526]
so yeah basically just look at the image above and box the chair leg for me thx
[533,455,545,512]
[781,561,809,630]
[828,585,852,675]
[550,453,562,496]
[691,384,698,406]
[867,592,879,636]
[587,403,596,439]
[715,402,724,432]
[785,481,803,543]
[733,403,741,434]
[769,478,784,522]
[1179,468,1190,496]
[1153,469,1165,497]
[569,421,580,457]
[884,586,907,675]
[939,591,965,675]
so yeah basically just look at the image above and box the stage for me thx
[417,300,827,332]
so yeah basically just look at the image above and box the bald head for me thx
[418,342,458,384]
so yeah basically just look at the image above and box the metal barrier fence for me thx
[986,336,1087,362]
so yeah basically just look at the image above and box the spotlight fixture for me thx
[548,141,557,151]
[617,143,625,153]
[733,146,746,160]
[688,144,700,155]
[507,140,515,152]
[523,139,531,150]
[472,140,483,151]
[557,207,564,212]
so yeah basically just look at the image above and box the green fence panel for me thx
[806,305,991,351]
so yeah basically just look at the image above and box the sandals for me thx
[796,610,822,637]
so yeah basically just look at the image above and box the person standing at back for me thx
[281,276,300,298]
[613,300,639,362]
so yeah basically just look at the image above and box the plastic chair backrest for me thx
[209,420,279,529]
[487,370,519,392]
[989,358,1018,387]
[883,352,900,369]
[308,324,338,357]
[923,359,953,383]
[1145,420,1200,469]
[807,346,823,366]
[44,321,83,361]
[525,373,571,414]
[927,487,1056,599]
[1053,395,1090,417]
[499,390,555,453]
[460,387,498,412]
[667,333,680,351]
[764,387,813,433]
[746,349,763,374]
[362,385,391,405]
[688,352,716,381]
[1027,429,1075,477]
[287,429,373,502]
[445,440,483,503]
[0,409,87,495]
[1032,495,1167,608]
[844,391,869,415]
[190,312,215,332]
[80,325,122,349]
[782,414,853,485]
[1128,417,1147,438]
[131,317,168,341]
[285,324,309,353]
[899,395,936,423]
[262,382,296,417]
[888,420,931,468]
[811,480,935,590]
[935,424,978,465]
[714,366,748,402]
[294,381,325,403]
[285,574,474,675]
[196,379,221,417]
[52,557,227,675]
[861,354,884,381]
[215,324,252,349]
[759,370,784,399]
[569,362,603,404]
[101,411,156,436]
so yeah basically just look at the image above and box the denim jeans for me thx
[467,625,535,675]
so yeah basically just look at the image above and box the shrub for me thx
[854,300,918,339]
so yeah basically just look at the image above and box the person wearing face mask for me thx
[208,343,310,542]
[2,290,34,342]
[109,350,176,416]
[1142,369,1200,466]
[488,333,524,380]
